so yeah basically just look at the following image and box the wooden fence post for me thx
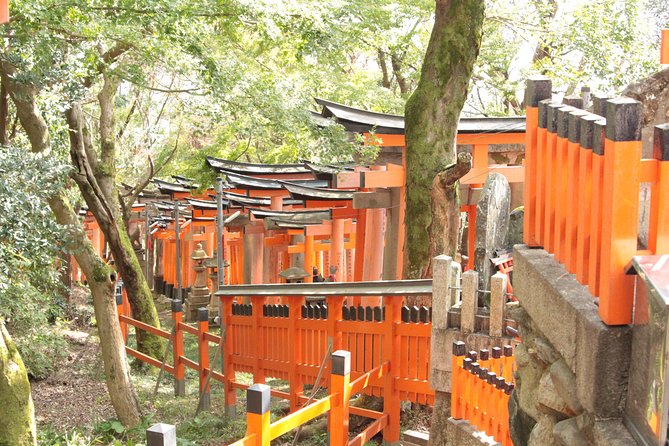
[566,108,590,273]
[116,285,128,343]
[544,102,562,252]
[489,272,507,337]
[288,295,303,412]
[524,76,552,246]
[382,297,402,446]
[576,114,600,285]
[171,299,185,396]
[329,350,351,446]
[661,29,669,64]
[461,270,478,334]
[649,124,669,254]
[535,99,551,246]
[251,295,265,383]
[451,341,466,419]
[599,98,642,325]
[146,423,176,446]
[555,105,575,265]
[197,307,210,412]
[246,384,271,446]
[222,294,237,416]
[588,118,607,297]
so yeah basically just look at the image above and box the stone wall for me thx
[510,246,638,446]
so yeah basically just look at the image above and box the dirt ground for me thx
[31,287,115,431]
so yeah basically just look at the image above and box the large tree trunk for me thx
[65,76,163,361]
[403,0,485,279]
[0,61,143,427]
[0,320,36,446]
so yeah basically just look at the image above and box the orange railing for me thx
[229,351,388,446]
[117,279,434,444]
[524,77,669,325]
[450,341,515,445]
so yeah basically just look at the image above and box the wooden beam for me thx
[353,190,392,209]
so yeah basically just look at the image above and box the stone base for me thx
[511,245,638,446]
[444,419,499,446]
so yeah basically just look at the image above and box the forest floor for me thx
[31,286,431,445]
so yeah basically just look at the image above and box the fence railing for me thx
[117,255,518,444]
[524,77,669,325]
[450,341,515,446]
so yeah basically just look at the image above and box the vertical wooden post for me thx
[461,270,478,334]
[246,384,271,446]
[588,119,607,297]
[566,109,589,273]
[329,350,351,446]
[489,272,507,337]
[331,218,345,281]
[197,307,211,412]
[661,29,669,64]
[174,202,182,302]
[354,209,367,282]
[116,285,128,343]
[576,114,599,285]
[451,341,466,419]
[222,294,237,415]
[171,299,185,396]
[555,106,575,265]
[304,235,314,283]
[288,295,303,411]
[649,124,669,254]
[599,98,642,325]
[524,77,552,246]
[382,297,402,445]
[146,423,177,446]
[544,102,562,251]
[535,100,551,246]
[251,295,265,383]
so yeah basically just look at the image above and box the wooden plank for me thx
[352,190,393,209]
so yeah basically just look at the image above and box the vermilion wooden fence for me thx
[117,279,435,445]
[524,77,669,325]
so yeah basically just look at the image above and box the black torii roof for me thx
[222,171,329,190]
[279,181,355,201]
[206,157,311,175]
[315,98,526,135]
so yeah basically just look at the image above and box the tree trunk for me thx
[49,194,143,427]
[403,0,485,278]
[391,52,408,95]
[0,60,143,427]
[0,320,36,446]
[65,87,163,361]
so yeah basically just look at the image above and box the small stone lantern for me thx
[184,243,212,322]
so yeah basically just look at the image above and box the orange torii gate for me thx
[315,98,527,272]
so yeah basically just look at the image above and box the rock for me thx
[549,359,584,415]
[535,336,560,365]
[63,330,89,345]
[528,415,560,446]
[515,344,545,421]
[506,206,525,247]
[509,390,537,446]
[474,172,511,293]
[537,371,574,418]
[553,413,593,446]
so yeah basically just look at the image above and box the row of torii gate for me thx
[73,99,526,318]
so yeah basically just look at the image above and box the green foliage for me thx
[0,147,71,378]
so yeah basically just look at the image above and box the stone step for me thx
[402,430,429,446]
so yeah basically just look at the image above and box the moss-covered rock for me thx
[0,320,36,446]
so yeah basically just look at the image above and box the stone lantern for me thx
[184,243,212,322]
[279,266,310,283]
[203,252,228,324]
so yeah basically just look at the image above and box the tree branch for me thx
[437,152,472,188]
